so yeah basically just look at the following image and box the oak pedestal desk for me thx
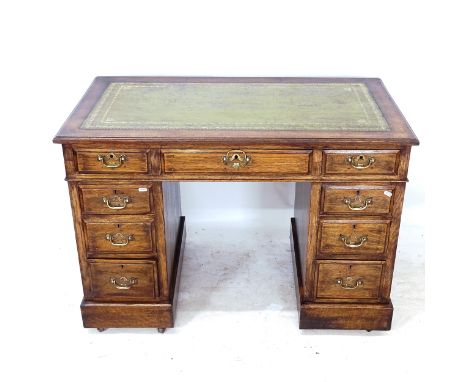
[53,77,419,332]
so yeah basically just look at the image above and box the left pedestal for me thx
[64,157,185,330]
[81,217,186,329]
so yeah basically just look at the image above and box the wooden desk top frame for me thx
[54,77,418,146]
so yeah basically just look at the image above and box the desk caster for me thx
[97,328,107,332]
[158,328,166,333]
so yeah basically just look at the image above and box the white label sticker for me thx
[384,191,392,197]
[138,187,148,192]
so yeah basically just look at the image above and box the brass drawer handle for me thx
[110,276,138,290]
[222,150,252,169]
[346,155,375,169]
[102,195,131,210]
[97,153,127,168]
[339,234,368,248]
[343,196,373,211]
[336,276,363,289]
[105,232,134,246]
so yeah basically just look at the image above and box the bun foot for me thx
[158,328,166,333]
[97,328,107,332]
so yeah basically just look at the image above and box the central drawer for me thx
[162,149,311,174]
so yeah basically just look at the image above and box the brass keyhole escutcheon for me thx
[222,150,252,169]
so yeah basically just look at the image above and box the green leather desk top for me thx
[82,82,389,131]
[53,77,418,144]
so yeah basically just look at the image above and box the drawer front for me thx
[323,150,399,176]
[88,260,158,300]
[319,220,389,256]
[316,261,384,300]
[85,221,154,255]
[321,185,394,215]
[162,149,311,175]
[80,185,152,215]
[76,150,149,174]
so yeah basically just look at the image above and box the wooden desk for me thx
[53,77,419,332]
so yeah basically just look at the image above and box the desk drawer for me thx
[80,184,152,215]
[85,219,154,256]
[315,261,384,301]
[76,149,149,174]
[319,220,389,256]
[323,150,400,176]
[321,185,395,215]
[88,260,158,300]
[162,149,311,174]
